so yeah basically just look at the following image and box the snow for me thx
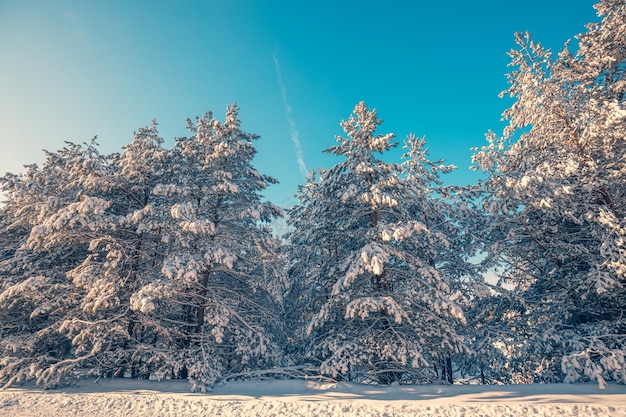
[1,379,625,417]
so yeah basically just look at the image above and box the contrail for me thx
[272,54,309,179]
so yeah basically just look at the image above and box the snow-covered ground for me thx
[1,378,625,417]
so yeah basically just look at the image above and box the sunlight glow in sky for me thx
[0,0,599,205]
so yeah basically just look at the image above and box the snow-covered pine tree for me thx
[472,0,626,387]
[400,134,485,383]
[0,124,185,388]
[52,123,176,383]
[287,102,469,384]
[0,140,115,387]
[138,104,285,392]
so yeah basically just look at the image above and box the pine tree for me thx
[287,102,470,384]
[472,0,626,387]
[139,104,285,391]
[0,140,115,387]
[401,134,485,383]
[53,123,175,382]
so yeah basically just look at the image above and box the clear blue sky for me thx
[0,0,600,206]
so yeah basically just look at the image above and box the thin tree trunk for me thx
[196,266,211,334]
[446,356,453,384]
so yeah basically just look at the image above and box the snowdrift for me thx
[1,378,626,417]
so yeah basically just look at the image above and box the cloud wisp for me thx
[272,54,309,180]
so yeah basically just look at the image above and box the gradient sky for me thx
[0,0,600,206]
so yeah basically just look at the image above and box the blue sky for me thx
[0,0,600,206]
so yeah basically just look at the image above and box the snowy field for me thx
[1,378,626,417]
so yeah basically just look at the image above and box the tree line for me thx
[0,0,624,391]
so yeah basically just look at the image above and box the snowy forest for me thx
[0,0,624,392]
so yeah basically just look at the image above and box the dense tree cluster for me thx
[0,106,284,392]
[0,0,623,390]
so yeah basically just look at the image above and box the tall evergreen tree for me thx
[55,123,174,382]
[137,104,285,391]
[0,140,117,387]
[472,0,626,387]
[287,102,470,384]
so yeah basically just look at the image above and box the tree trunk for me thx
[446,356,453,384]
[196,266,211,334]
